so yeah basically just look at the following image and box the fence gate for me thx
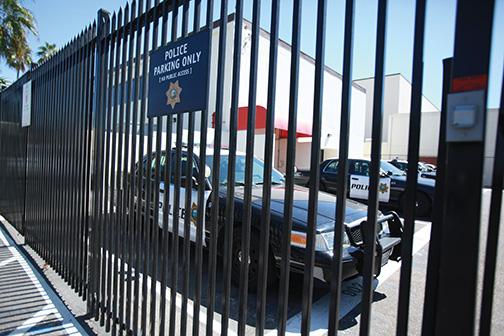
[0,0,502,335]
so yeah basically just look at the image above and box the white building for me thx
[354,73,498,186]
[354,73,439,162]
[202,15,367,171]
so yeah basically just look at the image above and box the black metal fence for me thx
[0,75,29,234]
[0,0,502,335]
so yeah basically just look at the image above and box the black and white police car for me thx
[136,148,403,287]
[314,158,436,217]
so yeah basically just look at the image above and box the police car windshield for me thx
[381,160,406,176]
[206,154,285,186]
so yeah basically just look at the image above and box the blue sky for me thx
[1,0,502,108]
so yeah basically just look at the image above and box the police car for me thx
[318,158,436,217]
[136,148,403,287]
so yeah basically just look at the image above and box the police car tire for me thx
[231,227,276,290]
[319,181,327,192]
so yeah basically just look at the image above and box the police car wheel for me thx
[231,227,276,290]
[320,181,327,192]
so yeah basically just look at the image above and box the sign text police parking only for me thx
[148,29,210,117]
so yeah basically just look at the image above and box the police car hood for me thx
[391,174,436,188]
[233,184,369,233]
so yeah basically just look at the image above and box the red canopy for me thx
[212,106,312,139]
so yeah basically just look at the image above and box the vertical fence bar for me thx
[479,68,504,336]
[328,0,355,334]
[98,12,112,324]
[206,0,228,333]
[117,5,131,334]
[68,40,79,285]
[238,0,261,334]
[168,2,181,335]
[277,1,302,334]
[421,59,452,336]
[72,33,84,293]
[181,0,202,332]
[396,0,426,334]
[103,13,117,329]
[193,0,214,333]
[159,1,172,335]
[221,0,242,334]
[89,9,111,317]
[140,1,152,334]
[301,0,327,334]
[73,35,84,290]
[125,1,138,331]
[110,9,124,336]
[132,0,144,332]
[256,0,279,334]
[78,27,92,298]
[179,1,193,334]
[149,2,161,335]
[359,0,387,335]
[83,24,96,301]
[56,43,70,278]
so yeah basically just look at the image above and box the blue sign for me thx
[147,29,210,117]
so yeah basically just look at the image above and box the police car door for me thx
[348,160,391,203]
[158,152,210,245]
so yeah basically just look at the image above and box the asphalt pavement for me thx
[0,218,89,335]
[0,190,502,335]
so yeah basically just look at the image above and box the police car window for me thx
[350,161,370,176]
[324,160,338,173]
[206,154,285,186]
[165,153,198,182]
[148,153,168,177]
[381,160,406,176]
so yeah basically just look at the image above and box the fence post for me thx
[433,1,494,334]
[87,8,110,316]
[421,57,451,336]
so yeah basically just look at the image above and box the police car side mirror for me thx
[205,165,212,178]
[387,171,393,176]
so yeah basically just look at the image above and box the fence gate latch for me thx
[446,89,486,142]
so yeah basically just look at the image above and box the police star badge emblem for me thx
[378,182,389,194]
[166,80,182,108]
[190,202,198,224]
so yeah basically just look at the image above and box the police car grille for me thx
[349,222,383,245]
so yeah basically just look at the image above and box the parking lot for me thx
[125,189,498,335]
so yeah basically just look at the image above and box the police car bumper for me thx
[312,212,403,282]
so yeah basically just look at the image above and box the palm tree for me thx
[6,48,31,78]
[0,76,9,89]
[36,42,57,64]
[0,0,37,78]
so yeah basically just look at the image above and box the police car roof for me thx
[177,146,247,157]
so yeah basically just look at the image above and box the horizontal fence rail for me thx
[0,0,501,335]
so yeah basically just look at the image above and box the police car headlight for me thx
[319,231,351,251]
[380,221,390,235]
[290,230,351,252]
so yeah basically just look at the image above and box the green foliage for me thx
[0,0,37,77]
[37,41,57,64]
[0,76,9,89]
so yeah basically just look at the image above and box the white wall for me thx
[387,111,441,159]
[355,73,439,142]
[202,18,367,170]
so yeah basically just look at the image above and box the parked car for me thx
[315,158,435,217]
[424,163,437,171]
[135,148,403,287]
[389,159,436,180]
